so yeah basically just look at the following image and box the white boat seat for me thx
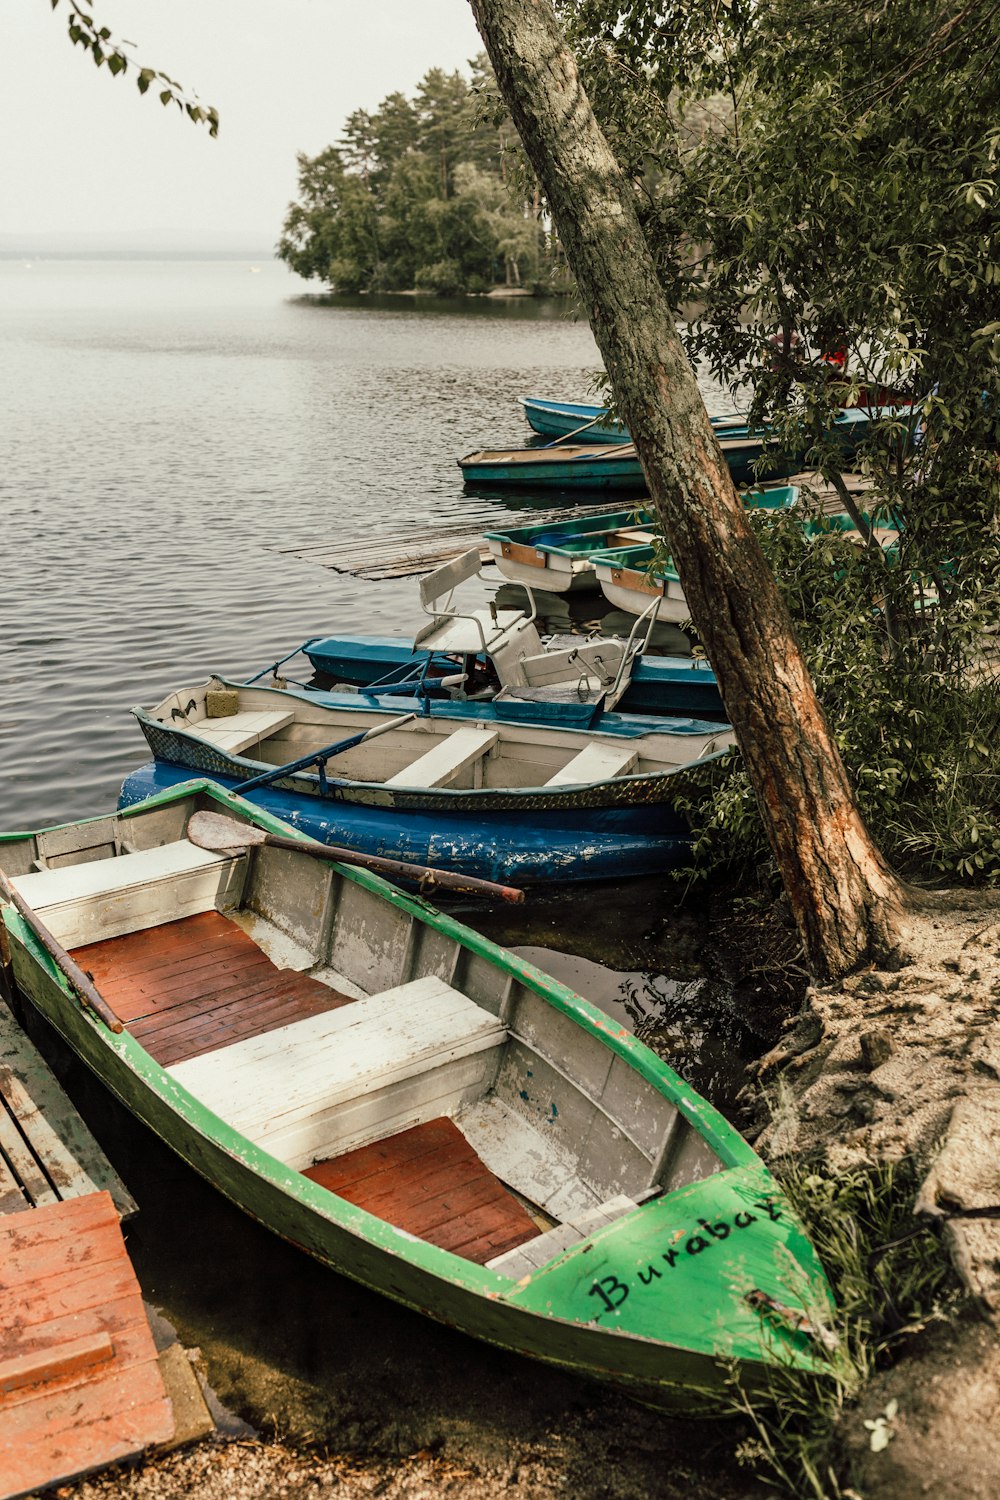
[384,727,499,788]
[486,1195,638,1277]
[168,975,507,1169]
[9,843,246,949]
[519,640,628,689]
[414,610,537,656]
[545,742,639,787]
[192,708,294,755]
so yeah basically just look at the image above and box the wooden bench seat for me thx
[194,708,294,755]
[10,843,246,949]
[545,741,639,787]
[384,727,499,788]
[167,975,507,1169]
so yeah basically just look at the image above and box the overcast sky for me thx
[4,0,485,249]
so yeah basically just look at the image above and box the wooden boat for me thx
[459,442,648,492]
[594,547,691,625]
[483,506,656,593]
[520,397,632,444]
[520,396,753,446]
[0,779,835,1411]
[126,677,733,883]
[593,494,901,621]
[299,544,727,723]
[483,487,798,596]
[479,406,915,490]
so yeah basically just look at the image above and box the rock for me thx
[860,1029,895,1070]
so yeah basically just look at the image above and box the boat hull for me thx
[2,783,833,1410]
[520,398,631,444]
[302,637,726,720]
[119,759,700,882]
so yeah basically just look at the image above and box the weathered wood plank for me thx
[0,1193,173,1495]
[0,1003,137,1219]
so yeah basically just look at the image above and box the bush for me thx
[679,506,1000,888]
[414,259,466,295]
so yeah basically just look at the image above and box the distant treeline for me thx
[278,58,569,296]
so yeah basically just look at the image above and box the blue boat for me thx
[297,544,727,722]
[520,397,751,446]
[124,679,733,884]
[502,403,916,487]
[459,442,648,492]
[520,397,632,444]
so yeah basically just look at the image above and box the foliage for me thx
[48,0,219,134]
[678,507,1000,885]
[278,58,559,295]
[726,1157,963,1498]
[558,0,1000,885]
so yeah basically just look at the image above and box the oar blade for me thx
[187,810,269,854]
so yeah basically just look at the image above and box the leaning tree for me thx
[467,0,913,980]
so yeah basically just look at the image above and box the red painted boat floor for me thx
[0,1191,173,1497]
[304,1118,540,1265]
[71,911,357,1068]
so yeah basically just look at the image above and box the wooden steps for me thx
[0,1002,136,1220]
[71,910,357,1068]
[304,1117,539,1264]
[0,1191,174,1498]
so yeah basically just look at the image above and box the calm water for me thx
[0,257,730,831]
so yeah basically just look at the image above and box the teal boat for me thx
[459,442,648,492]
[520,396,752,446]
[1,780,836,1411]
[594,499,901,620]
[484,487,798,595]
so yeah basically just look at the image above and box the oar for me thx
[0,868,125,1033]
[543,413,608,447]
[187,811,525,904]
[232,712,416,795]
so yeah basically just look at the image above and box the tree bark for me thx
[468,0,910,979]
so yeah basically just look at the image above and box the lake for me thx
[0,257,729,830]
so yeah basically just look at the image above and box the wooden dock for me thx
[0,1001,136,1220]
[0,999,213,1496]
[278,473,872,583]
[280,503,602,581]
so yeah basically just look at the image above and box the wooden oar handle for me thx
[0,870,125,1033]
[261,833,525,904]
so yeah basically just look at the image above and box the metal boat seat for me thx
[413,548,541,658]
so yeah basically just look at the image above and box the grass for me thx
[723,1158,964,1499]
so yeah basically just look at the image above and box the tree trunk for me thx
[468,0,910,979]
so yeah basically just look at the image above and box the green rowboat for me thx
[0,779,835,1411]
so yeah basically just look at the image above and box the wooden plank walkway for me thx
[277,473,871,583]
[279,504,603,581]
[0,1002,136,1221]
[0,1191,174,1499]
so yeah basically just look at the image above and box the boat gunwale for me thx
[130,702,732,811]
[0,780,761,1304]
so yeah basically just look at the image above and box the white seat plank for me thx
[195,709,294,755]
[545,742,638,788]
[384,727,499,788]
[167,976,507,1165]
[10,843,246,949]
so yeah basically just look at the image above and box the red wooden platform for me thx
[0,1191,174,1498]
[72,911,356,1067]
[304,1118,539,1264]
